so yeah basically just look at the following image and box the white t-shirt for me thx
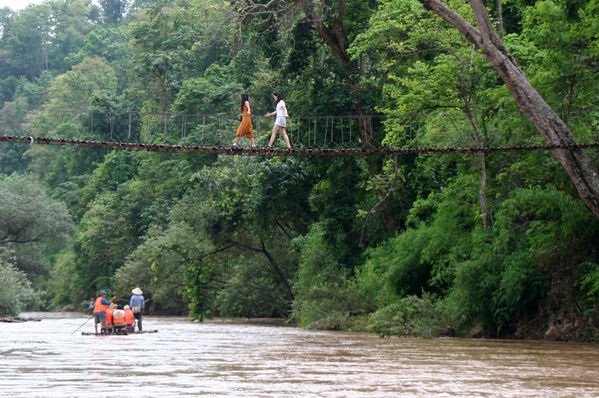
[276,100,287,117]
[274,100,287,127]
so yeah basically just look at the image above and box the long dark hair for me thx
[273,91,283,102]
[240,93,249,111]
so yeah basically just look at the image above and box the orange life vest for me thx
[124,309,134,326]
[93,296,107,314]
[105,308,113,324]
[112,310,126,326]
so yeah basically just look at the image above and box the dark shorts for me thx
[94,313,106,324]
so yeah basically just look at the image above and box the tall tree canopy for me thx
[0,0,598,341]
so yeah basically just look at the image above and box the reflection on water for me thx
[1,312,599,397]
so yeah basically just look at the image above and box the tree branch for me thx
[206,243,237,256]
[231,237,294,299]
[230,239,263,253]
[417,0,483,48]
[275,220,292,240]
[417,0,599,218]
[1,236,43,244]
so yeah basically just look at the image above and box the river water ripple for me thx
[1,312,598,397]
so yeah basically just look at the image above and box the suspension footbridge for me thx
[2,110,598,156]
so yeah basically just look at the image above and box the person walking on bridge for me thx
[130,287,145,331]
[265,92,292,150]
[231,93,256,150]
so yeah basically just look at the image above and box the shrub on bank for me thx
[366,294,453,338]
[0,253,39,317]
[290,224,373,328]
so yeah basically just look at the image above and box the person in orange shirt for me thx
[112,305,126,333]
[104,305,114,334]
[231,93,256,150]
[92,291,115,333]
[123,305,135,333]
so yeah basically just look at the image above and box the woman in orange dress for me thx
[232,93,256,149]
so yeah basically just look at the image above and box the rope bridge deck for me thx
[2,134,599,156]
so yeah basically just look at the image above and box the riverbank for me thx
[300,311,599,343]
[0,316,41,323]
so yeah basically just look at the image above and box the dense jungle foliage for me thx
[1,0,598,340]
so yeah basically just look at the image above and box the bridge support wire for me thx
[2,134,599,157]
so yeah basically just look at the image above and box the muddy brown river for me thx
[1,312,598,397]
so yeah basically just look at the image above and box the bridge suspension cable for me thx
[2,133,599,156]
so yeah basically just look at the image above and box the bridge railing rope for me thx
[40,109,390,149]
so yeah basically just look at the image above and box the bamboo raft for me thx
[81,330,158,336]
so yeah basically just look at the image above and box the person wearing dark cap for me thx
[92,290,116,333]
[129,287,145,331]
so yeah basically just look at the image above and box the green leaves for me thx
[114,223,208,315]
[1,0,598,340]
[0,174,74,247]
[129,0,234,110]
[512,0,599,130]
[0,174,74,309]
[0,250,39,316]
[174,64,241,115]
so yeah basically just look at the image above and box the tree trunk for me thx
[418,0,599,219]
[259,237,295,300]
[464,100,490,228]
[233,237,295,299]
[474,151,489,228]
[496,0,503,32]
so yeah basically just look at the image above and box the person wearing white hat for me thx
[112,305,126,332]
[129,288,145,331]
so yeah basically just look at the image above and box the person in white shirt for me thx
[264,92,292,150]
